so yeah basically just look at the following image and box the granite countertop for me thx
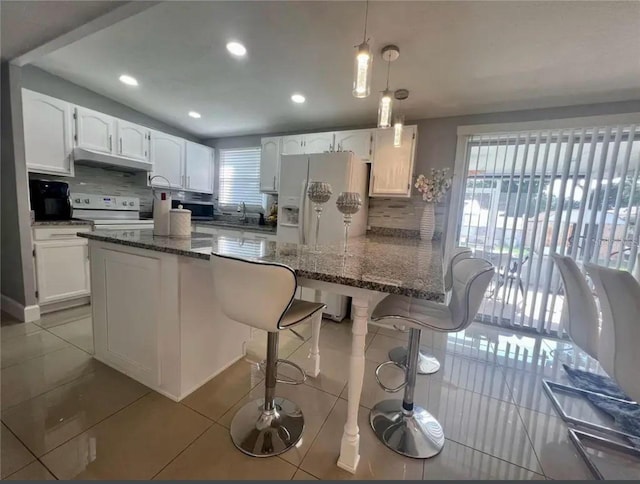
[33,219,94,227]
[193,219,277,234]
[79,229,444,301]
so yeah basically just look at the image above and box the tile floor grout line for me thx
[503,368,548,478]
[295,389,343,477]
[149,420,215,480]
[28,389,153,466]
[437,437,546,478]
[0,333,73,371]
[1,423,42,479]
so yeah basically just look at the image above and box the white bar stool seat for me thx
[388,246,473,375]
[211,253,325,458]
[370,258,494,459]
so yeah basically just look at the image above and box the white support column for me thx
[337,296,368,473]
[304,289,323,378]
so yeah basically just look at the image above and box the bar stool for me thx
[211,253,325,457]
[388,247,473,375]
[370,258,494,459]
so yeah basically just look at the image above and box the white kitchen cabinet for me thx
[369,125,417,197]
[335,129,373,161]
[282,135,305,155]
[185,142,214,193]
[75,106,116,154]
[34,238,90,305]
[260,137,281,193]
[116,120,149,161]
[150,131,185,189]
[22,89,74,176]
[303,132,335,153]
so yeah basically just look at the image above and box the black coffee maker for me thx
[29,180,72,221]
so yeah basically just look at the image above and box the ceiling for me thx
[30,1,640,139]
[0,1,126,61]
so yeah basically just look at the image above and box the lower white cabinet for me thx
[33,237,90,305]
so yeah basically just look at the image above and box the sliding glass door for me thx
[456,124,640,335]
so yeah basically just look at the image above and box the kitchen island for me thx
[79,229,444,473]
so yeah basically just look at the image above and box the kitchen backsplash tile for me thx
[28,165,214,213]
[367,196,447,237]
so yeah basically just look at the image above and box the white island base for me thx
[89,240,253,401]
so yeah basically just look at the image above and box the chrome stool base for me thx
[389,346,441,375]
[370,399,445,459]
[230,397,304,457]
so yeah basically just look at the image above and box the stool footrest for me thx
[258,359,307,385]
[375,360,407,393]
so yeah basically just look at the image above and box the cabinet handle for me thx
[273,176,276,189]
[109,135,113,151]
[119,137,123,153]
[187,176,191,187]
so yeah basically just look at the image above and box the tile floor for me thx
[1,305,639,480]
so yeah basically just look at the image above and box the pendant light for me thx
[352,1,372,98]
[378,45,399,128]
[393,89,408,147]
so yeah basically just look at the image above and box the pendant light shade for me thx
[393,89,408,147]
[353,42,372,98]
[352,1,372,98]
[393,114,404,147]
[378,45,399,129]
[378,90,393,128]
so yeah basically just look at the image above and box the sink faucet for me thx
[237,201,247,223]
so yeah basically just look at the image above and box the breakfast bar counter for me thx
[79,229,444,473]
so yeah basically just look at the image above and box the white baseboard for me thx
[1,294,41,322]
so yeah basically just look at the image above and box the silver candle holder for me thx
[336,192,362,253]
[307,181,332,251]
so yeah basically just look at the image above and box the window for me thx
[218,147,265,209]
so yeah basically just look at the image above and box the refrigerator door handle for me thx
[298,178,307,245]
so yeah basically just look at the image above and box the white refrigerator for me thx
[277,152,369,321]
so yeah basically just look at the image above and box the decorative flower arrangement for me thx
[415,168,452,203]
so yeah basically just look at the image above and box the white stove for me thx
[73,193,154,230]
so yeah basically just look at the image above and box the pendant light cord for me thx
[385,56,391,90]
[362,0,369,42]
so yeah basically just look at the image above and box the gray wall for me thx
[21,66,198,141]
[1,63,37,307]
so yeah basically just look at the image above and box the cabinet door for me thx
[150,131,185,188]
[303,132,334,153]
[117,120,150,161]
[282,135,305,155]
[22,89,74,175]
[260,137,281,192]
[75,106,115,154]
[335,130,373,161]
[185,142,213,193]
[370,126,417,197]
[34,239,90,305]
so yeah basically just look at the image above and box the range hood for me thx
[73,147,153,173]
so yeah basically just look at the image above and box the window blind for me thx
[456,125,640,335]
[218,148,265,208]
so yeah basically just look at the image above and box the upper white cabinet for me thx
[22,89,74,176]
[335,130,373,161]
[75,106,115,154]
[116,120,149,161]
[260,137,281,193]
[282,135,305,155]
[303,132,335,153]
[185,142,214,194]
[369,125,417,198]
[150,131,185,189]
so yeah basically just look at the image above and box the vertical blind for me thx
[218,148,265,208]
[457,124,640,335]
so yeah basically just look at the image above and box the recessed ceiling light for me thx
[188,111,201,119]
[291,93,306,104]
[226,41,247,57]
[119,74,138,86]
